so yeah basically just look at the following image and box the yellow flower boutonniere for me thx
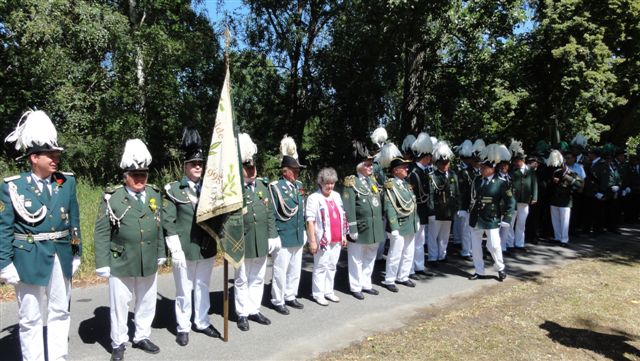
[371,184,378,193]
[149,198,157,212]
[257,191,264,199]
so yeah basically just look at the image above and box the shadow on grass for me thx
[540,320,640,360]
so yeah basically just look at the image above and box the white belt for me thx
[14,230,70,242]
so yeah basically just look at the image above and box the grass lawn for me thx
[320,237,640,361]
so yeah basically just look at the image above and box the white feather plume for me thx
[280,135,298,159]
[546,149,564,167]
[430,136,438,147]
[378,143,402,169]
[571,133,588,147]
[5,110,61,151]
[411,132,433,156]
[498,144,512,162]
[472,139,486,154]
[238,133,257,163]
[509,139,525,156]
[401,134,416,153]
[370,127,388,149]
[120,139,152,170]
[456,140,474,157]
[480,143,510,165]
[433,141,454,161]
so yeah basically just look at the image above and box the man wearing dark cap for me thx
[269,136,307,314]
[163,128,219,346]
[1,110,82,361]
[509,148,537,250]
[94,139,165,360]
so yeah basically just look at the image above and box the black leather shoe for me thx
[352,291,364,300]
[237,316,249,331]
[248,312,271,325]
[285,299,304,309]
[498,271,507,281]
[132,339,160,354]
[273,304,290,315]
[396,279,416,288]
[383,283,399,293]
[468,273,482,280]
[409,273,420,280]
[362,288,379,295]
[176,332,188,346]
[416,270,434,277]
[195,325,221,338]
[110,345,125,361]
[513,246,527,252]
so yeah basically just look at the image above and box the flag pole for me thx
[222,25,232,344]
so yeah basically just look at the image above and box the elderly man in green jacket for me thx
[509,146,538,250]
[163,128,219,346]
[94,139,165,361]
[0,110,82,361]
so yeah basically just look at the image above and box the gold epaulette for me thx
[384,179,394,189]
[343,175,356,188]
[105,184,123,194]
[147,184,160,192]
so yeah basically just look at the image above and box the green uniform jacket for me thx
[469,176,515,229]
[456,163,478,211]
[510,166,538,204]
[94,185,165,278]
[269,178,306,248]
[0,172,81,286]
[383,178,418,236]
[162,177,216,261]
[428,169,461,221]
[593,162,622,201]
[408,163,433,224]
[243,179,278,258]
[341,175,385,245]
[549,168,584,207]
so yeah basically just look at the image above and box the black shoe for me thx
[559,242,569,248]
[362,288,379,295]
[248,312,271,325]
[237,316,249,331]
[498,271,507,281]
[416,270,434,277]
[176,332,189,346]
[273,304,290,315]
[195,325,221,338]
[437,257,448,263]
[409,273,420,280]
[396,279,416,288]
[513,246,527,252]
[285,299,304,309]
[132,339,160,354]
[110,345,125,361]
[426,261,439,268]
[383,283,399,293]
[352,291,365,300]
[468,273,482,280]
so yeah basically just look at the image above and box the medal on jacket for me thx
[60,207,67,220]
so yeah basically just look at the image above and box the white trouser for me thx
[234,256,267,317]
[513,203,530,247]
[551,205,571,243]
[411,224,427,272]
[173,257,214,332]
[109,273,157,348]
[427,220,451,261]
[499,218,515,250]
[270,246,303,306]
[458,212,472,256]
[452,215,462,243]
[376,216,387,260]
[312,242,342,298]
[471,227,505,275]
[384,233,415,284]
[348,242,379,292]
[15,254,70,361]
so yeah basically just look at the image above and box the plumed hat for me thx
[353,139,373,164]
[370,127,388,150]
[456,140,474,158]
[411,132,433,159]
[379,143,409,169]
[571,133,588,149]
[433,140,454,163]
[239,132,257,166]
[120,139,152,171]
[280,135,305,168]
[509,139,526,160]
[546,149,564,167]
[472,139,485,158]
[180,127,204,163]
[401,134,416,154]
[5,110,64,158]
[479,143,511,167]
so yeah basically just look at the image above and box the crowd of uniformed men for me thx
[0,110,638,361]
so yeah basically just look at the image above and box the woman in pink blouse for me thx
[306,167,347,306]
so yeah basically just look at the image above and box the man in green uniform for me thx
[94,139,165,360]
[453,140,478,259]
[342,140,385,300]
[379,143,418,292]
[468,144,515,281]
[0,110,81,361]
[592,144,622,233]
[547,150,584,245]
[236,133,279,330]
[163,128,219,346]
[407,132,433,277]
[509,145,537,250]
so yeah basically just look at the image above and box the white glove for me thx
[268,237,282,254]
[623,187,631,197]
[595,193,604,200]
[428,215,436,223]
[391,230,400,238]
[96,266,111,278]
[303,231,308,245]
[349,232,358,240]
[0,263,20,285]
[457,210,468,218]
[165,235,183,255]
[611,185,620,192]
[499,221,510,228]
[72,256,81,275]
[171,250,187,268]
[157,258,167,266]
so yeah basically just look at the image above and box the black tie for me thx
[195,183,201,196]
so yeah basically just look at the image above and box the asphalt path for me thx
[1,227,636,360]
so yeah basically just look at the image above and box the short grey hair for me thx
[317,167,338,185]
